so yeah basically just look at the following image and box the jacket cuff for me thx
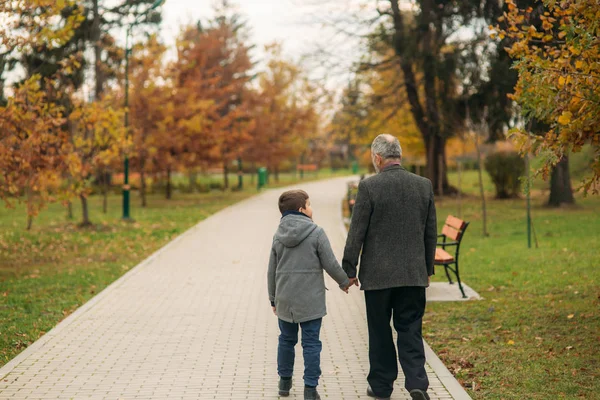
[270,300,275,307]
[338,277,350,289]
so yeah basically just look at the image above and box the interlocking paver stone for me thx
[0,177,471,399]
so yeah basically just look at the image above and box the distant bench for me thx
[435,215,470,298]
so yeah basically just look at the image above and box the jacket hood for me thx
[275,214,318,248]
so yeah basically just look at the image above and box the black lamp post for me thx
[122,0,165,220]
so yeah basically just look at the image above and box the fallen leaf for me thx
[567,314,575,319]
[507,340,515,345]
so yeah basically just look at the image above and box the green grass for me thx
[426,171,599,399]
[0,168,360,368]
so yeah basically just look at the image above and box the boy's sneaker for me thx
[410,389,431,400]
[304,386,321,400]
[279,378,292,397]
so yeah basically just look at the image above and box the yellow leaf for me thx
[507,340,515,345]
[558,76,566,87]
[558,31,567,39]
[575,60,583,69]
[557,111,572,125]
[567,314,574,319]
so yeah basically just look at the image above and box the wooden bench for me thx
[435,215,470,298]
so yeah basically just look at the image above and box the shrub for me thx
[208,181,224,191]
[484,151,526,199]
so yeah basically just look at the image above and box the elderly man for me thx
[342,134,437,400]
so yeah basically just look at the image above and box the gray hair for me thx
[371,134,402,160]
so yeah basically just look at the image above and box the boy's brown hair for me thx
[278,190,309,214]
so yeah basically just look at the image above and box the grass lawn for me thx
[0,168,360,368]
[426,170,599,399]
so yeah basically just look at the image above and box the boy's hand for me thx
[341,278,359,293]
[272,306,276,315]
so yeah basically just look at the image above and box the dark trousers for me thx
[365,286,428,398]
[277,318,323,387]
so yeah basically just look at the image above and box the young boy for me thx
[267,190,356,400]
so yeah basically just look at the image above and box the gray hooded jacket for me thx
[267,214,350,323]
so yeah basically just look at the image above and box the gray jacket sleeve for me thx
[317,229,351,289]
[425,183,437,276]
[342,180,372,278]
[267,243,277,304]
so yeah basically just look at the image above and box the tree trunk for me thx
[223,162,229,189]
[166,168,172,200]
[390,0,451,195]
[251,162,256,185]
[474,134,488,237]
[274,166,280,183]
[188,171,197,193]
[92,0,104,99]
[424,134,451,194]
[80,194,91,227]
[548,155,575,207]
[25,185,34,230]
[102,170,108,214]
[140,168,147,207]
[67,201,73,220]
[457,161,462,218]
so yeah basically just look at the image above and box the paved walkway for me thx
[0,177,470,399]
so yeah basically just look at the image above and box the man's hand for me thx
[341,278,359,293]
[272,306,276,315]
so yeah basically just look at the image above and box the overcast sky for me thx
[161,1,315,58]
[159,0,367,87]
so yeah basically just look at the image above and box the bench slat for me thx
[435,248,454,263]
[441,224,461,241]
[446,215,466,230]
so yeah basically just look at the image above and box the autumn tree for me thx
[330,57,424,170]
[497,0,599,200]
[127,35,171,205]
[0,79,71,229]
[201,8,254,189]
[85,0,162,99]
[68,97,126,225]
[154,24,223,198]
[246,44,319,181]
[0,0,84,228]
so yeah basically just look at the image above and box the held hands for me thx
[341,277,359,293]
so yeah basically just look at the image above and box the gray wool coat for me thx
[342,165,437,291]
[268,214,350,323]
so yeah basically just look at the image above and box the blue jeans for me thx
[278,318,322,387]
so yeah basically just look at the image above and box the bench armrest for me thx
[437,234,445,238]
[437,241,459,247]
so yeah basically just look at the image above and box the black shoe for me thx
[366,385,391,400]
[304,386,321,400]
[410,389,431,400]
[278,378,292,397]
